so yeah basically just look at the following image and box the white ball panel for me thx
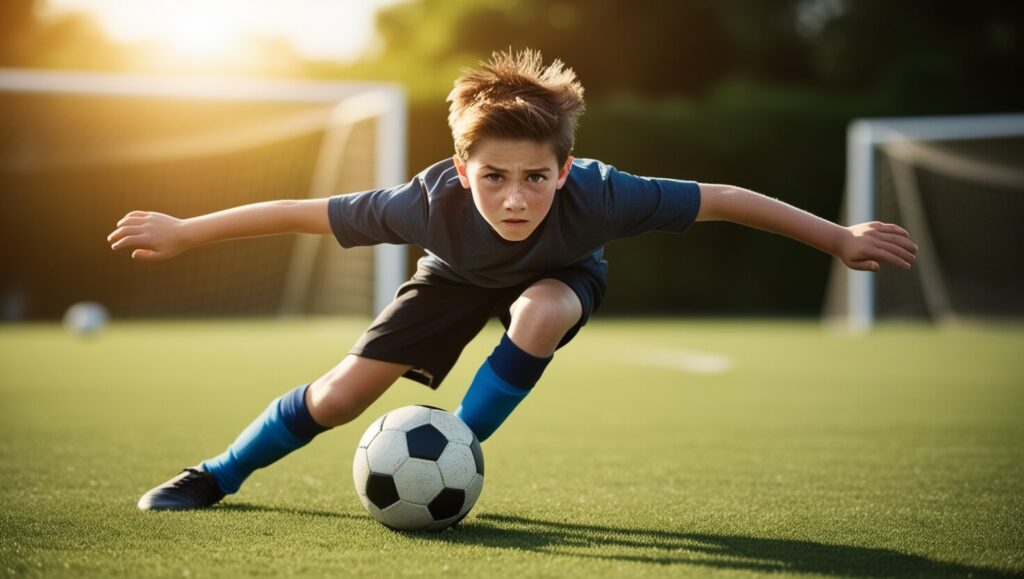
[382,405,431,432]
[381,500,434,531]
[458,474,484,519]
[429,410,474,445]
[366,429,409,474]
[352,447,371,496]
[393,458,444,505]
[435,443,476,489]
[357,414,386,449]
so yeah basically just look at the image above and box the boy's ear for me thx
[452,155,471,189]
[556,156,574,189]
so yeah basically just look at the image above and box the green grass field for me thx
[1,319,1022,578]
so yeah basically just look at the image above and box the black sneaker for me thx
[137,467,226,511]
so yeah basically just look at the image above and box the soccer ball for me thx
[63,301,109,336]
[353,405,484,531]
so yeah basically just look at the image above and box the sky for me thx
[43,0,408,63]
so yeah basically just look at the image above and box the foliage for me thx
[368,0,1024,107]
[3,0,1022,314]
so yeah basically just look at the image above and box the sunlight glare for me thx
[44,0,407,68]
[158,4,241,61]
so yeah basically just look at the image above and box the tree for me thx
[374,0,738,97]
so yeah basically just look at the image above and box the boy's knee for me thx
[508,279,582,355]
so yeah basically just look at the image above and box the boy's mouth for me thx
[502,218,529,225]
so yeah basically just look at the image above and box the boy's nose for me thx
[504,186,526,210]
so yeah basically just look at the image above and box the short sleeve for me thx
[328,178,427,248]
[604,167,701,239]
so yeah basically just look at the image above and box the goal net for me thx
[0,69,407,320]
[825,113,1024,330]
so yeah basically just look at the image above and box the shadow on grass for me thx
[413,513,1016,578]
[216,502,364,521]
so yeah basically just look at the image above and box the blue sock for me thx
[455,333,552,442]
[202,384,328,494]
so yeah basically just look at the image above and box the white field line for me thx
[625,347,735,375]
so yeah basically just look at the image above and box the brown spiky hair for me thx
[447,48,585,165]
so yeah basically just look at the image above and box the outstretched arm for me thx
[107,198,330,261]
[696,184,918,272]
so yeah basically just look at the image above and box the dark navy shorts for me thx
[350,264,607,389]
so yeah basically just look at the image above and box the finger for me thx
[110,235,132,251]
[116,211,146,226]
[117,215,148,227]
[869,231,919,255]
[882,223,911,237]
[111,234,148,252]
[891,234,919,255]
[849,259,880,272]
[131,249,160,261]
[107,225,143,244]
[875,230,918,250]
[107,227,130,245]
[881,254,913,270]
[877,240,916,264]
[867,246,912,270]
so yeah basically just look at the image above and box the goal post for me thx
[825,113,1024,331]
[0,68,407,320]
[278,87,407,316]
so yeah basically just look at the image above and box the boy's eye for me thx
[526,174,546,183]
[483,173,503,182]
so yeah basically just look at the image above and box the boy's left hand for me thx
[837,222,918,272]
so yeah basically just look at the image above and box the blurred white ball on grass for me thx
[63,301,110,336]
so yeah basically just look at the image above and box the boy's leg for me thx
[505,278,584,357]
[137,356,409,510]
[306,356,412,427]
[456,278,584,442]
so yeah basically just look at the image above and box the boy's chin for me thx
[493,225,535,242]
[496,232,529,242]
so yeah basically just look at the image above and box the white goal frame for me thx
[836,112,1024,332]
[0,68,408,316]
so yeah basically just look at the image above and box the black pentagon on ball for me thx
[406,424,448,461]
[470,438,484,476]
[428,487,465,520]
[365,473,399,509]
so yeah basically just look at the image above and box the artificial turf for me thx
[1,319,1022,578]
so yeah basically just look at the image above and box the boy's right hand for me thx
[107,211,189,261]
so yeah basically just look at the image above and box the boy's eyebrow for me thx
[481,164,552,173]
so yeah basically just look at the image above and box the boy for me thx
[108,49,917,510]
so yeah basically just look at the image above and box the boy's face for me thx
[454,138,573,242]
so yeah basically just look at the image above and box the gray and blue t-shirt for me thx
[328,158,701,288]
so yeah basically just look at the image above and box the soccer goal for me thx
[0,69,407,320]
[825,113,1024,331]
